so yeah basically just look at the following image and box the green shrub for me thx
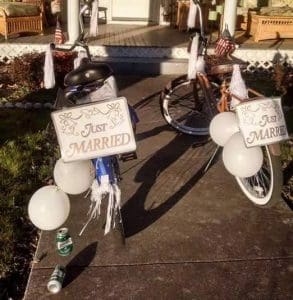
[8,51,77,89]
[0,129,59,296]
[0,212,14,278]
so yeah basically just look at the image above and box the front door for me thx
[111,0,160,23]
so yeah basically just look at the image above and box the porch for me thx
[1,23,293,74]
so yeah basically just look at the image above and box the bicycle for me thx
[50,0,138,238]
[160,0,285,207]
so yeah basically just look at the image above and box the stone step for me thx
[94,56,188,75]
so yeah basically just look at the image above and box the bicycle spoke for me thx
[235,145,282,206]
[161,77,220,136]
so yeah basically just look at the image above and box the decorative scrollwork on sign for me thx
[239,99,284,127]
[259,101,283,121]
[80,107,105,119]
[236,98,289,147]
[51,97,136,162]
[57,103,124,136]
[238,104,260,126]
[106,103,124,129]
[59,112,82,136]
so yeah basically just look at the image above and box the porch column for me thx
[222,0,238,37]
[67,0,80,43]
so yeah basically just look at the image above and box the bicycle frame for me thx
[160,1,284,206]
[50,1,134,238]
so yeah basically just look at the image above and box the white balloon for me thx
[28,185,70,231]
[54,159,95,195]
[222,133,263,178]
[209,112,240,146]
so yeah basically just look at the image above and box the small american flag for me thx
[215,37,236,57]
[54,17,65,45]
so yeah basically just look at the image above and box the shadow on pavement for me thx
[63,242,98,288]
[282,160,293,210]
[135,123,173,142]
[122,132,218,237]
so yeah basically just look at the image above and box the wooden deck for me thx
[0,24,292,74]
[1,23,293,50]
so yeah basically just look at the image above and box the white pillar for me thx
[222,0,238,37]
[67,0,80,43]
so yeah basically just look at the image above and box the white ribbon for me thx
[74,49,88,69]
[161,0,170,14]
[44,44,55,89]
[187,0,197,29]
[106,75,118,97]
[187,1,204,37]
[229,64,248,110]
[90,0,99,37]
[195,55,206,74]
[51,0,61,15]
[187,33,199,80]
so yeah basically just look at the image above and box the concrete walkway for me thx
[25,76,292,300]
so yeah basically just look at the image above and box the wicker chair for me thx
[247,6,293,42]
[249,14,293,42]
[0,0,44,40]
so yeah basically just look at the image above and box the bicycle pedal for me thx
[119,152,137,162]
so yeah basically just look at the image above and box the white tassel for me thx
[44,45,55,89]
[74,50,88,69]
[112,183,121,229]
[187,33,199,80]
[113,184,121,210]
[79,179,103,236]
[90,0,99,37]
[104,183,121,234]
[79,178,121,236]
[212,0,216,5]
[187,0,197,29]
[105,185,114,234]
[229,64,248,110]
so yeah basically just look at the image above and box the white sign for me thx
[236,97,288,147]
[51,97,136,162]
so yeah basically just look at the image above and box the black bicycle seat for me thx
[64,62,113,86]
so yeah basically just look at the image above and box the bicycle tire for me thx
[235,145,283,207]
[160,75,220,136]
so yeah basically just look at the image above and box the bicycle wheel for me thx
[235,146,283,207]
[160,75,219,136]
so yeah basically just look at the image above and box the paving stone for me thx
[24,75,293,299]
[26,260,293,299]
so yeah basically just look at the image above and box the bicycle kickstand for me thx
[117,208,126,245]
[203,145,221,173]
